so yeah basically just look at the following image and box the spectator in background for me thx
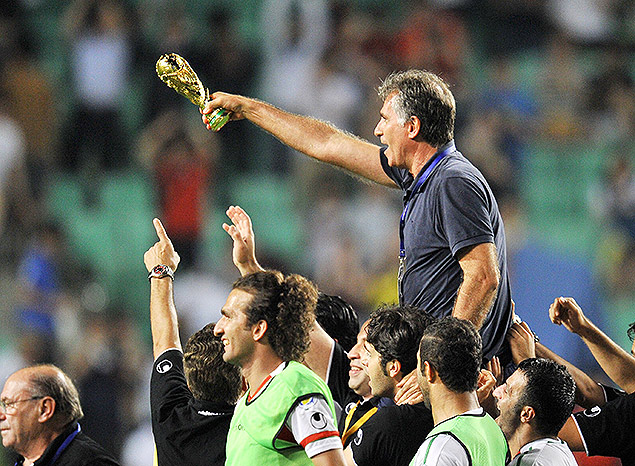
[197,7,257,190]
[14,222,65,364]
[137,110,217,270]
[392,3,467,89]
[589,153,635,241]
[584,45,634,142]
[535,33,586,141]
[0,364,120,465]
[141,1,198,119]
[2,30,57,208]
[61,0,136,172]
[494,358,577,465]
[0,92,30,241]
[463,56,537,192]
[258,0,331,173]
[66,313,141,461]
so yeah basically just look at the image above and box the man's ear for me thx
[519,405,535,424]
[406,116,421,140]
[38,397,56,423]
[387,359,402,379]
[252,320,268,342]
[423,361,437,383]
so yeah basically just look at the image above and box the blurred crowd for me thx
[0,0,633,464]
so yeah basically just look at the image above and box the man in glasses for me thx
[0,364,119,465]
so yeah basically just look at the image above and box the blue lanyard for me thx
[18,424,82,466]
[49,424,80,465]
[398,146,452,259]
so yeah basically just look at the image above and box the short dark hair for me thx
[28,365,83,426]
[184,323,242,404]
[418,317,482,393]
[628,322,635,342]
[378,69,455,147]
[517,358,575,437]
[232,270,317,362]
[315,293,359,352]
[366,305,434,375]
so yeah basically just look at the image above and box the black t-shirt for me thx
[16,422,119,466]
[349,402,434,466]
[573,391,635,466]
[151,349,234,466]
[327,341,354,408]
[380,141,513,362]
[339,396,395,449]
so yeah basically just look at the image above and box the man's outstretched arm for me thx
[144,218,181,358]
[550,296,635,394]
[202,93,396,187]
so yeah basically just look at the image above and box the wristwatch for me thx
[148,264,175,281]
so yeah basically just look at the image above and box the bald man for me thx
[0,364,119,466]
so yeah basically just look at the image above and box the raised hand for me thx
[506,321,536,365]
[549,297,588,335]
[144,218,180,272]
[222,206,263,276]
[394,369,424,405]
[486,356,503,387]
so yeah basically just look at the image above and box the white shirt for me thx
[509,438,578,466]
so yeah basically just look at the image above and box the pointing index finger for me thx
[153,218,172,244]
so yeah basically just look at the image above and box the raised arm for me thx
[550,296,635,394]
[144,218,181,358]
[223,205,264,276]
[453,242,500,329]
[202,93,395,187]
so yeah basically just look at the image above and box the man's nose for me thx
[492,383,506,401]
[373,123,381,137]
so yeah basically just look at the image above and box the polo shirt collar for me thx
[407,140,455,194]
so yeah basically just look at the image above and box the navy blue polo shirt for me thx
[380,140,513,362]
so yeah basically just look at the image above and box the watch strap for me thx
[148,264,175,281]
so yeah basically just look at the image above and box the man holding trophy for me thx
[196,67,514,369]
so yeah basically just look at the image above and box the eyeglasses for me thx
[0,396,44,414]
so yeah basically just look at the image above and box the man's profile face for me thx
[493,369,526,438]
[374,92,411,170]
[214,289,257,367]
[347,321,371,397]
[416,352,431,409]
[362,341,394,398]
[0,371,43,454]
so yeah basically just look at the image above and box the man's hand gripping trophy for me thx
[155,53,231,131]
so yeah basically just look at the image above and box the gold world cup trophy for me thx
[155,53,231,131]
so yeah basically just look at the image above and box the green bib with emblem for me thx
[225,361,337,465]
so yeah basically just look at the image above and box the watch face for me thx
[150,265,173,279]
